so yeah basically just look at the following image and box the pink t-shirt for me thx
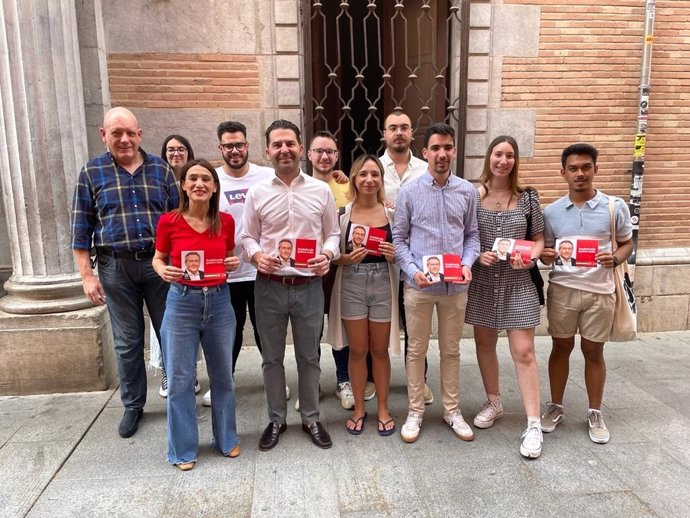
[156,211,235,287]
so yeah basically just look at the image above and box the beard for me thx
[224,153,249,170]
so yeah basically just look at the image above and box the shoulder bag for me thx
[608,197,637,342]
[525,188,545,305]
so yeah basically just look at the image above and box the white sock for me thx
[527,416,540,428]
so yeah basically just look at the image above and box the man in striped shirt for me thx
[71,107,179,438]
[393,122,480,444]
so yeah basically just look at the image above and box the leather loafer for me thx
[302,421,332,449]
[259,422,287,451]
[118,408,143,438]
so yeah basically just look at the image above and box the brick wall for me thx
[108,53,260,109]
[502,0,690,249]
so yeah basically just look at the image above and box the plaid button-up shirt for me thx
[70,150,179,253]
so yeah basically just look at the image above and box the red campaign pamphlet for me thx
[576,239,599,267]
[294,238,317,268]
[511,239,535,264]
[365,227,387,256]
[442,254,463,282]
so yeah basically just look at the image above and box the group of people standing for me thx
[70,107,632,471]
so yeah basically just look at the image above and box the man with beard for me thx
[242,120,340,451]
[206,121,275,407]
[379,110,433,404]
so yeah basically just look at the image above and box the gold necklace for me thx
[490,189,512,209]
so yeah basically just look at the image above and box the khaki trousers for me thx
[404,285,468,415]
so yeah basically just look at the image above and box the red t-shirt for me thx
[156,211,235,287]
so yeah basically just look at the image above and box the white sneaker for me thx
[473,399,504,429]
[520,424,543,458]
[285,385,290,400]
[423,384,434,405]
[587,410,610,444]
[335,381,355,410]
[294,385,323,411]
[202,390,211,407]
[364,382,376,401]
[443,410,474,441]
[401,412,423,443]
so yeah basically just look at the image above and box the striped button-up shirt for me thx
[70,150,179,252]
[393,171,480,295]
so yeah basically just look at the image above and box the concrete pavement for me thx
[1,331,689,517]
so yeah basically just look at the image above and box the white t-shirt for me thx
[217,162,274,282]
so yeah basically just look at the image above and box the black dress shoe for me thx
[118,408,143,438]
[259,422,287,451]
[302,421,332,449]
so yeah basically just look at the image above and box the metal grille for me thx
[304,0,467,172]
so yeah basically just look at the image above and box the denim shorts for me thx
[340,262,392,322]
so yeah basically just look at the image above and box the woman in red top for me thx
[153,159,240,471]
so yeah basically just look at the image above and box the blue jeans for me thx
[161,283,238,465]
[97,254,168,410]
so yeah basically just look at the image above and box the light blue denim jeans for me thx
[161,282,238,465]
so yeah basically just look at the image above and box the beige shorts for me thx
[546,282,615,343]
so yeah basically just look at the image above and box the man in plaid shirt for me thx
[71,107,179,438]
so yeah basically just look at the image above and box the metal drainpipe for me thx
[627,0,656,274]
[456,0,470,178]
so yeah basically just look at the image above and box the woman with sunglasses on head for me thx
[465,136,545,458]
[153,159,240,471]
[327,154,399,437]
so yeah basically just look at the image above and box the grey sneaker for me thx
[423,384,434,405]
[473,399,504,429]
[587,410,610,444]
[364,382,376,401]
[335,381,355,410]
[541,402,564,433]
[401,412,423,443]
[158,370,168,398]
[443,410,474,441]
[520,424,543,458]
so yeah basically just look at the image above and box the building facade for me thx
[1,0,688,394]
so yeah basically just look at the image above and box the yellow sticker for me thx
[633,134,646,158]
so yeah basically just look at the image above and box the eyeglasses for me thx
[311,148,337,157]
[220,142,247,152]
[166,147,187,155]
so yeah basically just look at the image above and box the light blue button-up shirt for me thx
[393,171,480,295]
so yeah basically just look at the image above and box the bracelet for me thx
[612,255,620,267]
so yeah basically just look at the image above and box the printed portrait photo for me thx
[422,254,445,283]
[346,224,368,253]
[181,250,205,281]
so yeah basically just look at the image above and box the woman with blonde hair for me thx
[328,154,399,436]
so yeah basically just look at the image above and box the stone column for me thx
[0,0,116,394]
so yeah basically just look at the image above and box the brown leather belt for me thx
[257,272,320,286]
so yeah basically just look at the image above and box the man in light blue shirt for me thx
[393,122,480,443]
[539,143,633,445]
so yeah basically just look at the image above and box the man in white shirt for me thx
[380,110,428,208]
[379,110,433,404]
[203,121,275,407]
[242,120,340,451]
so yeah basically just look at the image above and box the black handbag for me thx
[525,188,545,305]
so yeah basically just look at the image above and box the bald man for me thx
[71,107,179,438]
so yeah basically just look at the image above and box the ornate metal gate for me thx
[303,0,468,171]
